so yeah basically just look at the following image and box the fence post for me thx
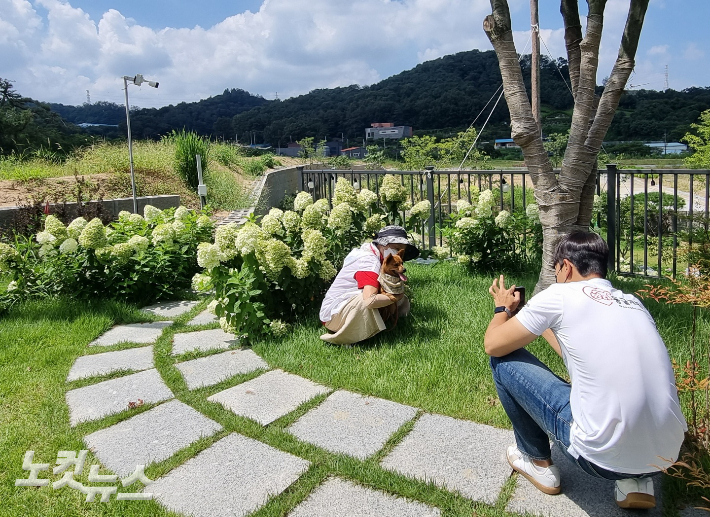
[426,167,436,249]
[296,165,304,191]
[606,164,617,274]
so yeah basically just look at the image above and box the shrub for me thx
[444,190,542,273]
[241,159,267,177]
[0,206,215,311]
[171,130,210,190]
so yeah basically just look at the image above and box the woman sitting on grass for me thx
[319,226,418,345]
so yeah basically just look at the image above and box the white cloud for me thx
[0,0,706,108]
[648,45,669,56]
[683,42,705,61]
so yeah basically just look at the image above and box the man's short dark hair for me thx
[552,232,609,278]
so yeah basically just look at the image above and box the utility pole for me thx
[530,0,541,134]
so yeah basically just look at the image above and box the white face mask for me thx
[383,247,398,258]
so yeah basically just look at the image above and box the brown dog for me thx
[378,249,408,327]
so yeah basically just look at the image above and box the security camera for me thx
[148,81,159,88]
[133,73,145,86]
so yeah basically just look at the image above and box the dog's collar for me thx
[378,273,405,294]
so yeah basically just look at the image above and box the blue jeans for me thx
[490,348,652,481]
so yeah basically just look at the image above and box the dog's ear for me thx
[397,248,406,258]
[384,253,395,265]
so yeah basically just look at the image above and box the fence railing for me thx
[297,166,710,279]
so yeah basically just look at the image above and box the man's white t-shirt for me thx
[516,277,687,474]
[319,243,381,323]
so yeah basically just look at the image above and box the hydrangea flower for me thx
[172,220,187,237]
[79,218,107,250]
[380,175,408,204]
[215,223,240,259]
[268,207,284,219]
[118,210,132,221]
[174,206,190,221]
[293,191,314,212]
[495,210,511,228]
[269,319,289,337]
[301,204,326,230]
[111,242,135,264]
[219,316,237,334]
[478,189,494,206]
[327,203,352,232]
[261,214,284,236]
[409,200,431,219]
[365,214,385,234]
[67,217,88,239]
[207,299,219,314]
[235,223,265,256]
[302,229,327,262]
[38,244,56,259]
[455,217,476,229]
[36,231,56,246]
[260,238,293,279]
[456,199,472,214]
[197,242,221,271]
[128,235,149,252]
[318,259,337,281]
[191,272,214,292]
[289,258,310,279]
[356,188,378,211]
[44,215,67,242]
[432,245,451,260]
[59,238,78,254]
[196,214,213,229]
[0,243,18,270]
[144,205,162,223]
[457,254,471,265]
[332,178,358,207]
[281,211,301,233]
[401,200,412,212]
[313,198,329,212]
[475,203,493,218]
[525,203,539,222]
[152,224,175,246]
[129,213,144,224]
[6,280,17,292]
[95,246,113,264]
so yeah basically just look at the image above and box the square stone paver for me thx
[208,369,330,425]
[171,328,237,356]
[187,310,218,326]
[89,322,172,347]
[67,346,154,381]
[287,390,417,460]
[289,477,440,517]
[141,300,200,318]
[65,369,173,426]
[84,399,222,476]
[176,349,269,389]
[681,507,710,517]
[380,413,514,505]
[149,432,309,517]
[506,445,663,517]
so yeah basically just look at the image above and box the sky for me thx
[1,0,708,109]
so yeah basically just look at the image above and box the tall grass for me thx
[205,168,250,211]
[169,130,210,190]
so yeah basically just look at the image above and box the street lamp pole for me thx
[122,74,159,213]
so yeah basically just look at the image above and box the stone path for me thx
[64,299,675,517]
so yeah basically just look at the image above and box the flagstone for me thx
[89,322,172,347]
[141,300,200,318]
[176,349,268,389]
[171,328,237,355]
[67,346,153,381]
[186,310,218,326]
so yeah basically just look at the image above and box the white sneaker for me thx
[615,477,655,509]
[506,445,561,495]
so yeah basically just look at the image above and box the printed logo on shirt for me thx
[582,286,645,310]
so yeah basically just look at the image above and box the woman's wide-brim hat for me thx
[372,225,420,261]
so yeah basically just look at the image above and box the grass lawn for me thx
[1,262,708,516]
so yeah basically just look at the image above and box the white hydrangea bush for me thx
[445,188,543,273]
[0,205,215,308]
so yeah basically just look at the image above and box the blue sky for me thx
[1,0,707,109]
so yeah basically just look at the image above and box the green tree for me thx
[543,131,569,167]
[683,109,710,168]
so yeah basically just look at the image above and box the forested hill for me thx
[50,88,268,138]
[230,50,576,145]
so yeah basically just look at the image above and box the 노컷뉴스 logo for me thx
[15,450,153,502]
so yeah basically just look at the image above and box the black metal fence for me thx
[297,166,710,279]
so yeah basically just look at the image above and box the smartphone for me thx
[514,286,526,314]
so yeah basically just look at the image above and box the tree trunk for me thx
[484,0,649,293]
